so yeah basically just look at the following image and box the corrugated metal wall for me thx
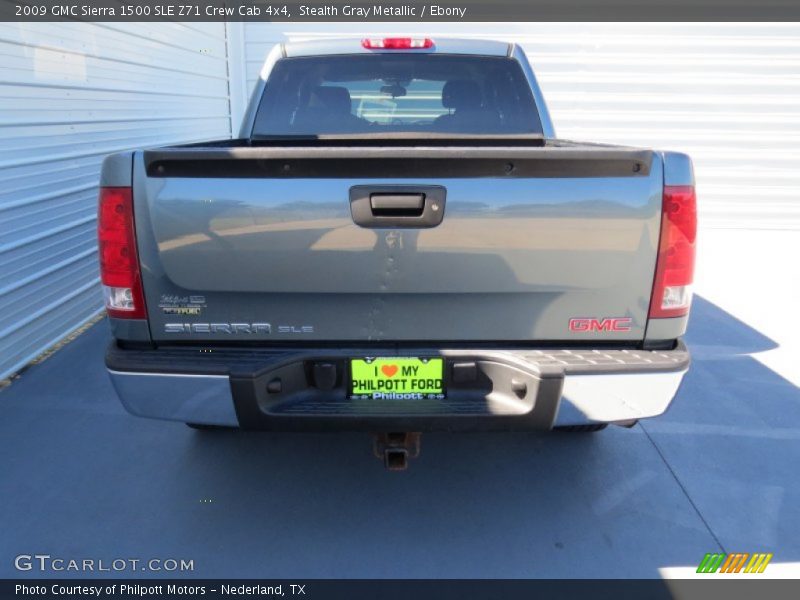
[240,22,800,230]
[0,23,233,379]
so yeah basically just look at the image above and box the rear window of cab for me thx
[252,54,543,137]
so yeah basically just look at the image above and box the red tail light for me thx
[649,185,697,318]
[362,37,434,50]
[98,186,146,319]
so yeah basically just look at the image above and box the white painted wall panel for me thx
[0,22,233,379]
[241,22,800,230]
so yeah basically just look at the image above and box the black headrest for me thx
[310,86,352,114]
[441,80,482,110]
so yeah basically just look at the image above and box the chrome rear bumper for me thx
[107,342,689,430]
[109,370,239,427]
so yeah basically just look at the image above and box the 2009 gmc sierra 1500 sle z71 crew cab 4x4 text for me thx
[99,37,696,468]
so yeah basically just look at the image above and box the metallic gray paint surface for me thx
[134,152,664,342]
[283,38,511,59]
[662,151,695,186]
[645,314,690,342]
[108,318,150,342]
[510,44,556,138]
[99,151,133,187]
[108,369,239,427]
[239,43,282,138]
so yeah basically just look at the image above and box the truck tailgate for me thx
[134,145,662,342]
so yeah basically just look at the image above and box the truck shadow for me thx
[0,296,797,579]
[638,295,800,566]
[138,294,793,578]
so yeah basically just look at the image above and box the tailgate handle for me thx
[350,185,446,229]
[370,194,425,216]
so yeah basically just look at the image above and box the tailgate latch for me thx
[350,185,446,229]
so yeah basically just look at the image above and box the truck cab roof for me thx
[282,37,512,58]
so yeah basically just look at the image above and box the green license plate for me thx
[349,357,445,400]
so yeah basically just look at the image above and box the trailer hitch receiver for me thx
[373,432,421,471]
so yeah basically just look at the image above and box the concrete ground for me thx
[0,229,798,579]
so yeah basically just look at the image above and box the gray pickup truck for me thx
[99,37,695,465]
